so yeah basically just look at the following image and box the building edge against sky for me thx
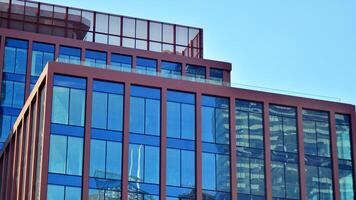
[0,1,356,200]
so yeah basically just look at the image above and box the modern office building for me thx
[0,1,355,200]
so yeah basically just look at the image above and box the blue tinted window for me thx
[161,61,181,77]
[0,115,15,142]
[59,46,81,64]
[89,189,121,199]
[306,165,333,200]
[339,169,354,200]
[90,139,122,180]
[185,64,205,80]
[303,110,330,157]
[202,153,216,190]
[4,38,28,75]
[210,68,223,83]
[271,162,299,199]
[237,156,265,196]
[92,82,123,131]
[48,135,83,176]
[236,100,263,149]
[52,86,86,126]
[336,114,352,160]
[47,185,81,200]
[31,42,54,76]
[1,80,25,108]
[167,91,195,140]
[110,53,132,71]
[269,105,297,153]
[85,50,106,68]
[47,185,64,200]
[130,86,160,136]
[136,57,157,74]
[167,148,195,188]
[128,144,159,184]
[202,95,229,144]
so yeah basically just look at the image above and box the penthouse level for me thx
[0,0,204,58]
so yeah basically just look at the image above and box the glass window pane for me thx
[167,102,180,138]
[92,92,108,129]
[47,185,64,200]
[149,22,162,41]
[128,144,144,182]
[303,120,317,155]
[90,139,106,178]
[106,141,122,180]
[216,154,230,192]
[283,117,297,153]
[339,169,354,200]
[181,104,195,140]
[306,165,319,199]
[49,135,67,174]
[65,186,81,200]
[4,47,16,73]
[237,157,250,194]
[136,20,147,39]
[1,80,13,107]
[250,158,265,196]
[317,122,330,157]
[271,162,285,198]
[123,17,135,37]
[176,26,188,46]
[337,125,352,160]
[269,115,283,151]
[286,163,299,199]
[109,15,121,35]
[163,24,173,43]
[166,148,180,186]
[144,146,159,184]
[52,87,69,124]
[108,94,123,131]
[145,99,160,136]
[215,108,229,144]
[236,111,249,147]
[12,81,25,108]
[202,107,215,143]
[202,153,216,190]
[95,13,108,33]
[69,89,85,126]
[249,112,263,148]
[130,97,144,134]
[15,48,28,74]
[181,150,195,188]
[66,137,83,176]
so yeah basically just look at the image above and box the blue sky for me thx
[41,0,356,105]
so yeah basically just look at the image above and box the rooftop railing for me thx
[56,58,342,103]
[0,0,203,58]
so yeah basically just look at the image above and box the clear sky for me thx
[40,0,356,105]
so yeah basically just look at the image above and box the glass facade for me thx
[235,100,265,199]
[303,109,333,200]
[48,75,86,195]
[202,95,230,199]
[129,86,160,199]
[89,80,124,197]
[166,90,196,199]
[269,105,299,199]
[0,38,27,147]
[85,50,107,68]
[335,114,354,200]
[110,53,132,72]
[185,64,206,81]
[31,42,54,78]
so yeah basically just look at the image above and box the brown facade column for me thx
[1,149,7,199]
[29,92,40,200]
[13,120,25,199]
[229,97,237,200]
[25,40,33,98]
[351,109,356,197]
[39,71,53,199]
[20,110,31,200]
[121,82,131,199]
[160,87,167,199]
[82,77,93,200]
[5,139,14,200]
[297,106,307,200]
[330,112,340,200]
[196,92,202,200]
[263,102,272,200]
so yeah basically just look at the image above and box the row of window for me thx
[48,75,354,200]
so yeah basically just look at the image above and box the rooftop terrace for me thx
[0,0,203,58]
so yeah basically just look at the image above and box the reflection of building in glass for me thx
[0,1,355,200]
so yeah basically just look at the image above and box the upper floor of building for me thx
[0,0,204,58]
